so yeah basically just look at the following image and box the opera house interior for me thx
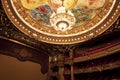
[0,0,120,80]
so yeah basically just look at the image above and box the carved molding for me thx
[0,38,49,74]
[64,60,120,74]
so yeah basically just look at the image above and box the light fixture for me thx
[50,0,76,32]
[3,0,119,44]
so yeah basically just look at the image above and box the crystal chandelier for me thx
[50,0,76,32]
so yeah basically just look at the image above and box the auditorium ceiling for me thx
[0,0,120,75]
[1,0,120,44]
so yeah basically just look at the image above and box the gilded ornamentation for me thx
[1,0,120,44]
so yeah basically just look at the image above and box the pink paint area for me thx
[89,0,97,6]
[53,3,61,9]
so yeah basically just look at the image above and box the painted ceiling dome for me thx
[2,0,120,44]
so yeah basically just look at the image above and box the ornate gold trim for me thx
[2,0,120,44]
[0,36,40,51]
[74,42,120,63]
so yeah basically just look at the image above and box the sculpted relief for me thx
[2,0,119,44]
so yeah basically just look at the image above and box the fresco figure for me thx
[21,0,47,9]
[21,0,105,26]
[72,0,105,25]
[75,0,105,9]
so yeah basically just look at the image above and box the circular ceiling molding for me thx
[2,0,120,44]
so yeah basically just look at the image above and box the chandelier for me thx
[50,0,76,32]
[2,0,119,44]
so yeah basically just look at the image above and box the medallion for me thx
[2,0,120,44]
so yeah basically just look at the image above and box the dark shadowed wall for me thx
[0,54,47,80]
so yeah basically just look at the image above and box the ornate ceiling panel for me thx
[2,0,120,44]
[0,1,120,76]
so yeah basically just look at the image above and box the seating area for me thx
[64,68,120,80]
[64,52,120,74]
[73,40,120,58]
[73,52,120,69]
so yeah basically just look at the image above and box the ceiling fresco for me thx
[2,0,120,44]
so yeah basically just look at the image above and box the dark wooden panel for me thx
[0,38,49,74]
